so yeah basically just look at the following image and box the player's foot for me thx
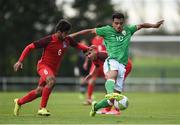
[106,109,121,115]
[83,99,92,105]
[14,98,21,116]
[105,93,123,101]
[37,108,51,116]
[96,107,111,114]
[89,101,97,117]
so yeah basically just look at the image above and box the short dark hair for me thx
[112,12,124,20]
[55,19,71,32]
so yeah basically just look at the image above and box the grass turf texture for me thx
[0,92,180,124]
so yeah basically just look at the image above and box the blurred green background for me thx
[1,0,180,78]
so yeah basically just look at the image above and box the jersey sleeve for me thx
[68,36,89,52]
[18,43,35,62]
[96,25,109,37]
[67,36,78,47]
[97,51,108,61]
[93,60,100,67]
[127,25,137,35]
[33,35,51,48]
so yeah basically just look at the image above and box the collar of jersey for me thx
[52,34,61,43]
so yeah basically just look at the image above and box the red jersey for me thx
[18,34,89,74]
[91,36,106,67]
[91,36,106,52]
[36,35,76,73]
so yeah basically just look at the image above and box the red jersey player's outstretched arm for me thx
[14,35,51,72]
[84,63,98,81]
[13,43,36,72]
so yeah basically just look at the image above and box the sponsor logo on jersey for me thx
[63,42,67,48]
[122,30,126,36]
[44,69,48,75]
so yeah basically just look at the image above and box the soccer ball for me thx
[114,95,129,110]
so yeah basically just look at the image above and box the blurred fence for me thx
[1,36,180,92]
[131,35,180,57]
[0,77,180,92]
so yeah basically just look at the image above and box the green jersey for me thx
[96,25,137,65]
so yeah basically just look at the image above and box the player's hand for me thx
[153,20,164,28]
[84,74,92,81]
[13,61,23,72]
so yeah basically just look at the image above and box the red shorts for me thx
[124,58,132,80]
[37,64,55,86]
[90,63,104,79]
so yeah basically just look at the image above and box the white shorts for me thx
[103,58,126,92]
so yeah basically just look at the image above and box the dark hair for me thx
[112,12,124,20]
[55,19,71,32]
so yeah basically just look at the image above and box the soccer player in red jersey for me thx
[13,19,90,116]
[85,45,132,115]
[83,35,106,105]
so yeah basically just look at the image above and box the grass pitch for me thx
[0,92,180,124]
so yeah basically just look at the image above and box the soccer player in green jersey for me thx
[70,12,164,116]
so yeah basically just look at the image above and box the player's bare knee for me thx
[89,78,95,84]
[46,76,56,88]
[35,86,43,97]
[106,70,118,80]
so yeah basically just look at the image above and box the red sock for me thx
[40,86,52,108]
[18,90,37,105]
[87,83,94,100]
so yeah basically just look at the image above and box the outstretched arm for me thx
[137,20,164,30]
[13,43,35,72]
[70,28,96,38]
[84,63,98,81]
[13,36,51,72]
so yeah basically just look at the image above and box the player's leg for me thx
[90,98,113,117]
[90,59,122,116]
[107,60,131,116]
[90,65,104,101]
[38,76,55,116]
[85,63,96,104]
[37,65,55,116]
[124,58,132,80]
[85,76,95,105]
[107,62,126,115]
[79,77,86,99]
[13,77,45,116]
[40,76,55,108]
[104,59,120,94]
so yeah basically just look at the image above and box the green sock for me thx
[95,98,110,111]
[105,79,115,94]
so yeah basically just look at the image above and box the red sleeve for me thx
[18,43,35,62]
[33,35,51,48]
[67,36,89,52]
[97,51,108,61]
[76,43,89,52]
[93,60,100,67]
